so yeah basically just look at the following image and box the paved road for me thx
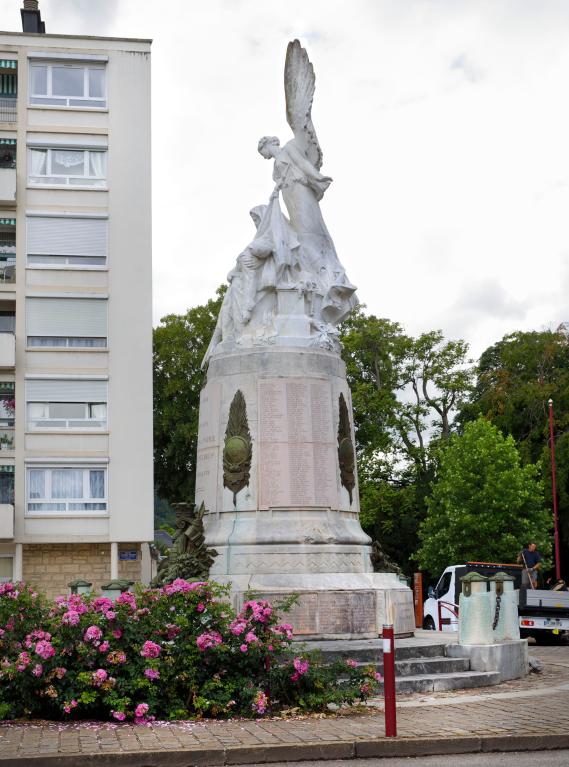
[241,753,569,767]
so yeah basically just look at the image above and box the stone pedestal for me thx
[196,345,415,638]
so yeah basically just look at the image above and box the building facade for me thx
[0,15,153,598]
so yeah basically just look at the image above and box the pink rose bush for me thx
[0,581,381,722]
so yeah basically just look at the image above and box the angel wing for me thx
[284,39,323,171]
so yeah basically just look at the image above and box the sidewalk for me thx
[1,645,568,765]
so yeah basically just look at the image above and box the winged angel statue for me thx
[203,41,357,367]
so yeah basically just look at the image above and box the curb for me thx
[2,733,569,766]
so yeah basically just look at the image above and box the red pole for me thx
[413,572,423,628]
[549,399,561,581]
[437,599,442,631]
[382,624,397,737]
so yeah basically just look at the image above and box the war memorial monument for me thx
[196,41,415,638]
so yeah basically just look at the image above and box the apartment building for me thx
[0,3,153,598]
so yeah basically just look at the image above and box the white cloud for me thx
[1,0,567,358]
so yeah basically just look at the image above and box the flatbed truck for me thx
[423,561,569,640]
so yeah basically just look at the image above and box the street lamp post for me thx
[548,399,561,581]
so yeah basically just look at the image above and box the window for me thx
[26,297,107,349]
[0,312,15,333]
[29,62,106,108]
[27,216,107,267]
[436,571,453,598]
[0,556,13,583]
[26,466,107,514]
[26,378,107,430]
[0,472,14,504]
[28,402,107,430]
[28,148,107,188]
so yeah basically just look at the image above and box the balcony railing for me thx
[0,334,15,367]
[0,503,14,538]
[0,98,16,124]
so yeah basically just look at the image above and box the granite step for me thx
[303,640,451,663]
[394,670,501,694]
[374,656,471,677]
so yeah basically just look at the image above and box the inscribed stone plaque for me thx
[197,382,221,450]
[256,592,318,634]
[351,591,376,633]
[318,592,351,634]
[258,378,336,509]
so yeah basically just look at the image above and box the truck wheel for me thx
[423,616,436,631]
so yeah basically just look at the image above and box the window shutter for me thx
[26,379,107,402]
[26,297,107,337]
[27,217,108,257]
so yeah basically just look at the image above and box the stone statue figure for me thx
[202,40,357,368]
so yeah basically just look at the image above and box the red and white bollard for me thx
[382,624,397,737]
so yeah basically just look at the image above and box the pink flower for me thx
[61,610,81,626]
[165,623,180,640]
[346,658,358,668]
[92,597,113,613]
[140,640,161,659]
[240,644,248,653]
[252,690,269,715]
[196,631,222,651]
[245,631,258,644]
[105,610,116,620]
[116,592,137,610]
[229,619,247,636]
[144,668,160,680]
[360,682,371,696]
[32,663,43,677]
[112,710,126,721]
[197,602,205,612]
[54,667,67,679]
[112,629,122,639]
[273,623,294,640]
[16,651,31,670]
[291,656,309,681]
[99,641,110,653]
[92,668,108,686]
[134,703,149,718]
[35,640,55,660]
[84,625,102,642]
[373,671,382,682]
[63,699,78,714]
[107,650,127,665]
[242,599,273,623]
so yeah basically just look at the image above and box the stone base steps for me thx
[395,669,501,694]
[302,637,503,695]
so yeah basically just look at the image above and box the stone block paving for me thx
[1,646,568,763]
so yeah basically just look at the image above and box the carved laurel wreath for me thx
[223,390,252,506]
[337,392,356,505]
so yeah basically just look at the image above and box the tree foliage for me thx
[153,288,224,503]
[417,417,551,574]
[459,326,569,574]
[340,309,473,571]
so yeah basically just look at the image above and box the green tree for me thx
[416,417,551,574]
[153,288,224,503]
[340,309,473,571]
[459,326,569,574]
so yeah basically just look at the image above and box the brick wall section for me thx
[118,543,142,584]
[23,543,111,600]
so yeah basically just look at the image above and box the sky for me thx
[2,0,568,358]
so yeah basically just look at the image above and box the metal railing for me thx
[437,599,459,630]
[0,97,16,123]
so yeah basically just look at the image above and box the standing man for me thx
[518,541,541,589]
